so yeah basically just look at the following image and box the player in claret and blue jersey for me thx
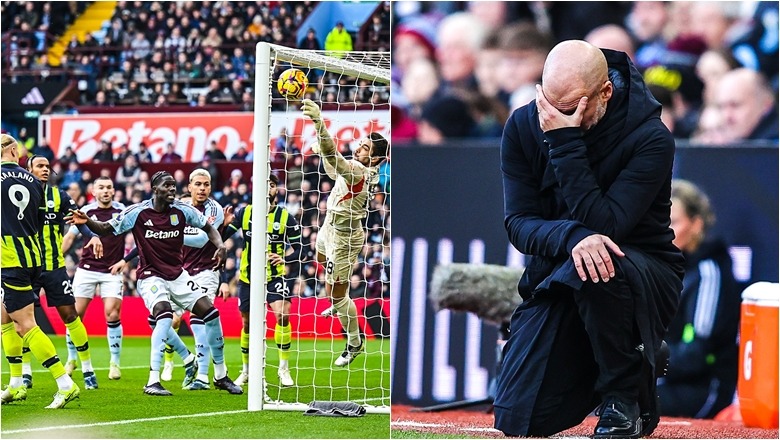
[67,171,242,396]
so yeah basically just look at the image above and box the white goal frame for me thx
[249,42,390,413]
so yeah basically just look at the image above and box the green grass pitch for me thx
[1,335,390,438]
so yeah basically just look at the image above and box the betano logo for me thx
[20,87,45,105]
[144,230,180,239]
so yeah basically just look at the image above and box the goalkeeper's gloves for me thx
[309,142,321,154]
[301,99,322,122]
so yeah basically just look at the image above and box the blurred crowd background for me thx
[391,1,778,146]
[1,0,391,302]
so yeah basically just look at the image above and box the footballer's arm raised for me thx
[67,209,116,236]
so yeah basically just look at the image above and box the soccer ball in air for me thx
[277,68,308,100]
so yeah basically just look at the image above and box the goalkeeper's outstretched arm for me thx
[302,99,362,183]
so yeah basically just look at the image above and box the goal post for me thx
[249,42,391,414]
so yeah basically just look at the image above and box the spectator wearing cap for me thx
[392,17,436,85]
[644,36,708,139]
[324,21,353,57]
[416,94,477,145]
[713,68,778,143]
[93,140,115,162]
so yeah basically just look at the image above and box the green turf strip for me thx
[1,336,390,438]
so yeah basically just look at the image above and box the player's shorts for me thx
[137,270,206,313]
[171,270,218,316]
[316,220,365,284]
[72,268,123,300]
[237,277,290,313]
[33,267,75,308]
[1,267,42,313]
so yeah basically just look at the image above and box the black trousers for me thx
[494,255,681,437]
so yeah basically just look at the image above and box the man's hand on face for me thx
[536,84,588,133]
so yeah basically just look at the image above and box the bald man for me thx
[495,41,684,438]
[715,68,778,142]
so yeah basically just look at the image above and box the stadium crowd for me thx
[1,1,391,304]
[391,1,778,146]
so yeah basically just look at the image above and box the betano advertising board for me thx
[39,111,390,162]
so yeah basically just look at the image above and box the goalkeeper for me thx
[302,99,389,366]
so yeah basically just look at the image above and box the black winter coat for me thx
[501,49,685,300]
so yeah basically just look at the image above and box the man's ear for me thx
[602,80,613,101]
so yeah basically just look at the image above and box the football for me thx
[277,68,308,100]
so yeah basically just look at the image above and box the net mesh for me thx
[254,45,390,413]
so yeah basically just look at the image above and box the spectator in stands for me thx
[164,26,185,54]
[227,79,245,104]
[495,23,552,111]
[203,140,227,162]
[629,1,671,71]
[115,143,132,162]
[324,21,353,56]
[435,12,486,93]
[230,143,249,161]
[17,127,35,155]
[416,94,476,145]
[107,18,128,47]
[60,161,83,189]
[585,24,636,63]
[115,154,141,188]
[93,140,115,162]
[19,2,40,29]
[159,142,182,163]
[204,78,226,103]
[102,80,120,106]
[367,15,386,48]
[130,31,151,60]
[695,49,741,106]
[643,46,706,139]
[688,2,741,51]
[136,142,152,163]
[659,179,740,419]
[298,28,321,51]
[94,90,110,107]
[32,140,55,162]
[714,68,778,142]
[66,181,85,207]
[201,27,223,48]
[247,15,266,39]
[59,146,79,166]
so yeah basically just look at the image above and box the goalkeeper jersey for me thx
[326,159,379,221]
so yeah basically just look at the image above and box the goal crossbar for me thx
[266,43,390,84]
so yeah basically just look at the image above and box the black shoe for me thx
[143,382,172,396]
[214,376,244,395]
[594,397,642,439]
[639,340,669,437]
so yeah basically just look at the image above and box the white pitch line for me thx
[392,421,445,428]
[1,409,250,435]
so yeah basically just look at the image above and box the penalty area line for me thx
[1,409,250,435]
